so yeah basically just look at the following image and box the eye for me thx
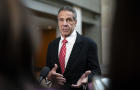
[66,18,73,22]
[59,18,64,22]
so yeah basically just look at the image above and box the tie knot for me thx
[62,39,68,44]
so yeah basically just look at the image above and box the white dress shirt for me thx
[58,30,77,68]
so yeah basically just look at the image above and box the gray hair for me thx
[58,6,77,21]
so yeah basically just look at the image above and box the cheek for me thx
[71,24,76,29]
[58,23,61,27]
[58,24,63,30]
[68,23,74,28]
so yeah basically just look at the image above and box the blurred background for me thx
[21,0,115,81]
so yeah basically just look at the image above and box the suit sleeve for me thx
[87,40,101,82]
[46,43,52,69]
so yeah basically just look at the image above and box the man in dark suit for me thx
[45,6,101,90]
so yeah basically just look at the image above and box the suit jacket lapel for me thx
[53,38,62,73]
[64,33,82,74]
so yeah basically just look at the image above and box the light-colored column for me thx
[56,27,60,37]
[101,0,115,74]
[73,6,82,35]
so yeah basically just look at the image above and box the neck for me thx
[62,35,67,39]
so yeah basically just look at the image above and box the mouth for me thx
[62,29,69,32]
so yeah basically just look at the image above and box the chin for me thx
[62,33,70,37]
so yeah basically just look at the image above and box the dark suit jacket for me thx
[46,33,101,90]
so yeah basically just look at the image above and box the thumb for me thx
[80,70,91,80]
[52,64,58,71]
[85,70,91,77]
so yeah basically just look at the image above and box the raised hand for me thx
[71,70,91,88]
[47,64,66,86]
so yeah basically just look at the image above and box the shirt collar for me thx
[60,30,77,43]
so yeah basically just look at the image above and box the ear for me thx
[75,20,77,25]
[74,20,77,27]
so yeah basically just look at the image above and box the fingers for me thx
[71,70,91,88]
[48,64,66,85]
[52,64,64,77]
[48,64,63,80]
[56,77,66,82]
[57,81,65,85]
[56,77,66,85]
[81,70,91,83]
[81,77,87,84]
[81,70,91,80]
[53,72,63,77]
[71,84,81,88]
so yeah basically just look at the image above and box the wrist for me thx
[45,77,52,85]
[40,77,52,88]
[82,83,88,90]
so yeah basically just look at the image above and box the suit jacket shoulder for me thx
[76,33,97,48]
[48,37,60,47]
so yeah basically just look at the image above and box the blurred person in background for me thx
[90,0,140,90]
[108,0,140,90]
[0,0,41,90]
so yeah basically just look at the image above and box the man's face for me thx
[58,10,77,38]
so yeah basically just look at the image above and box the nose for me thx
[63,20,68,26]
